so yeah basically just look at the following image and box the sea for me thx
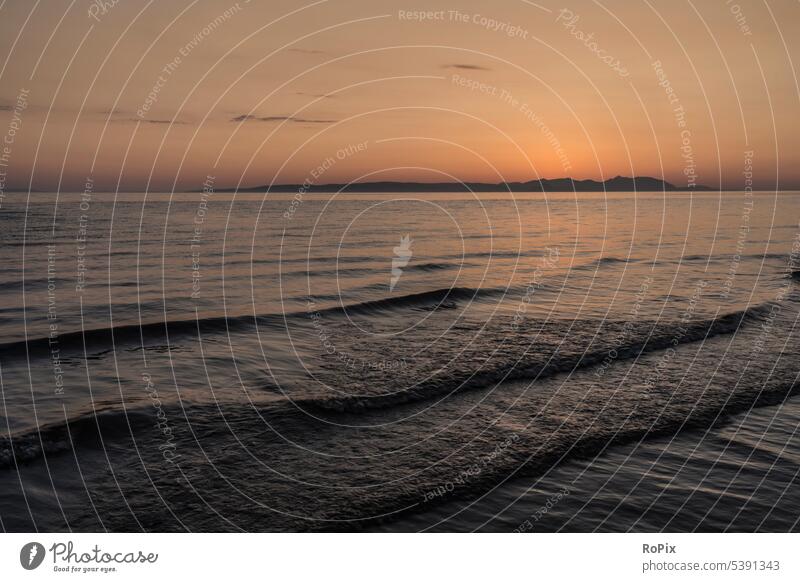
[1,189,799,532]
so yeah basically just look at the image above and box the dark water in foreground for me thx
[0,190,799,531]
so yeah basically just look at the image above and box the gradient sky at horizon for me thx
[0,0,798,191]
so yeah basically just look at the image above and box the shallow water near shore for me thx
[1,190,799,531]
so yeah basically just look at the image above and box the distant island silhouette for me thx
[227,176,713,193]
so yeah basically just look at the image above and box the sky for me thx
[0,0,798,191]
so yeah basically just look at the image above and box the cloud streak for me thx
[137,118,190,125]
[442,63,492,71]
[118,117,190,125]
[103,109,190,125]
[231,114,336,124]
[296,91,336,99]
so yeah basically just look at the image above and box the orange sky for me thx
[0,0,798,191]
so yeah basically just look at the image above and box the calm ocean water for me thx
[1,190,799,531]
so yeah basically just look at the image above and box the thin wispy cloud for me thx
[296,91,336,99]
[231,114,336,124]
[442,64,492,71]
[115,117,190,125]
[103,109,189,125]
[137,118,190,125]
[288,48,327,55]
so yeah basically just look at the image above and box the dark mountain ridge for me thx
[226,176,712,193]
